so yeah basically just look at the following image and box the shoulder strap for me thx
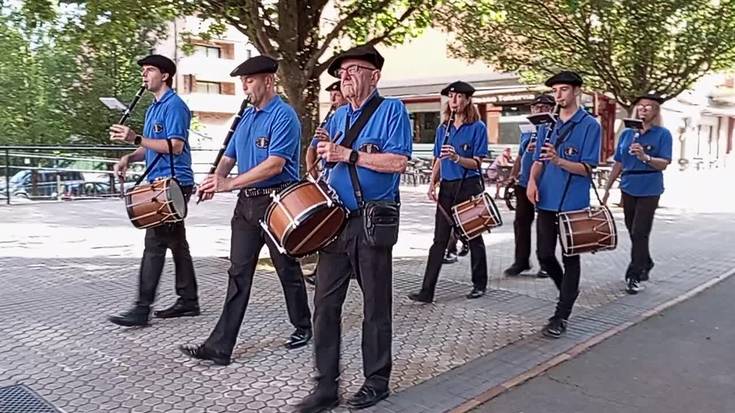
[342,95,385,208]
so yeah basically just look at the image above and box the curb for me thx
[447,265,735,413]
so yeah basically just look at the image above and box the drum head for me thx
[169,180,187,219]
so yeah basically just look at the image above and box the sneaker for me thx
[626,278,644,295]
[542,317,567,338]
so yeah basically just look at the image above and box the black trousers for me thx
[513,184,535,266]
[536,210,581,320]
[621,192,659,281]
[419,178,487,300]
[204,192,311,357]
[313,216,393,393]
[137,185,198,308]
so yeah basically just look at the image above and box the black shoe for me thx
[442,252,458,264]
[179,344,231,366]
[536,269,550,278]
[503,262,531,277]
[153,300,200,319]
[346,383,390,410]
[542,317,567,339]
[457,242,470,257]
[626,278,644,295]
[108,306,150,327]
[285,328,312,349]
[304,273,316,286]
[640,261,654,282]
[407,291,433,303]
[466,287,486,299]
[295,391,339,413]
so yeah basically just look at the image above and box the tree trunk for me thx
[280,66,321,175]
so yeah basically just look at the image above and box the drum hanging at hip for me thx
[451,192,503,241]
[558,206,617,256]
[125,178,187,229]
[261,178,347,257]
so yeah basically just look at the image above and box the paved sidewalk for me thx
[1,170,734,412]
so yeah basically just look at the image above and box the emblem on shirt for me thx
[461,143,471,152]
[153,123,164,133]
[643,144,654,152]
[564,146,578,156]
[255,136,270,149]
[359,143,381,153]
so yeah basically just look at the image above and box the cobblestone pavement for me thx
[1,171,735,413]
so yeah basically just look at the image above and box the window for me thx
[193,45,221,59]
[195,81,222,94]
[409,112,441,143]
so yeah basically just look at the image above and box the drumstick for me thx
[305,131,342,178]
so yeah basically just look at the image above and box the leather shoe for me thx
[154,300,200,319]
[442,252,458,264]
[503,262,531,277]
[304,273,316,286]
[466,287,486,299]
[108,306,150,327]
[457,242,469,257]
[179,344,231,366]
[407,291,432,303]
[536,269,549,278]
[295,391,339,413]
[346,383,389,409]
[285,328,312,349]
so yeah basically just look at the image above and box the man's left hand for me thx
[109,124,136,143]
[316,141,350,163]
[199,174,233,194]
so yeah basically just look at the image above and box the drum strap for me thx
[132,139,177,188]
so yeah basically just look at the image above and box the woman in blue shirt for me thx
[603,93,672,294]
[408,81,489,303]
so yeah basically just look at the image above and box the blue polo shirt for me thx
[323,91,412,211]
[143,89,194,185]
[614,126,672,197]
[518,130,537,188]
[533,108,601,212]
[433,120,487,180]
[224,95,301,188]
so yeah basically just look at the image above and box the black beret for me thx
[137,54,176,76]
[545,71,583,87]
[328,45,384,77]
[230,55,279,77]
[532,94,555,106]
[633,92,666,105]
[325,81,341,92]
[440,81,475,97]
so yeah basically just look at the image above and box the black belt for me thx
[239,182,292,198]
[622,170,660,175]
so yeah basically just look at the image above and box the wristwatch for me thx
[134,134,143,145]
[348,149,359,165]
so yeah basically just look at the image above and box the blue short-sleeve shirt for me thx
[614,126,672,197]
[433,120,488,180]
[143,89,194,185]
[533,108,601,212]
[224,95,301,188]
[518,130,537,188]
[323,91,412,211]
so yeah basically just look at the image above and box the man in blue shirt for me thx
[296,45,412,412]
[407,80,489,303]
[527,71,601,339]
[108,54,199,327]
[504,94,554,278]
[179,55,312,366]
[603,93,672,294]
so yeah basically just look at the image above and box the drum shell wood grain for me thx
[125,179,185,229]
[264,180,347,257]
[558,206,617,256]
[451,193,502,241]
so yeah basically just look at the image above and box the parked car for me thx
[1,170,85,199]
[61,182,115,200]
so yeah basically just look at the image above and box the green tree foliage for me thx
[443,0,735,108]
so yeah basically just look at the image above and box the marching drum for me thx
[558,206,617,256]
[125,178,187,229]
[451,192,503,241]
[261,178,347,257]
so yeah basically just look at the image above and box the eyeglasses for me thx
[637,104,655,111]
[337,64,376,77]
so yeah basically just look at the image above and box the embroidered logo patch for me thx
[255,136,270,149]
[359,143,381,153]
[461,143,471,152]
[644,144,654,152]
[153,123,164,133]
[564,146,578,156]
